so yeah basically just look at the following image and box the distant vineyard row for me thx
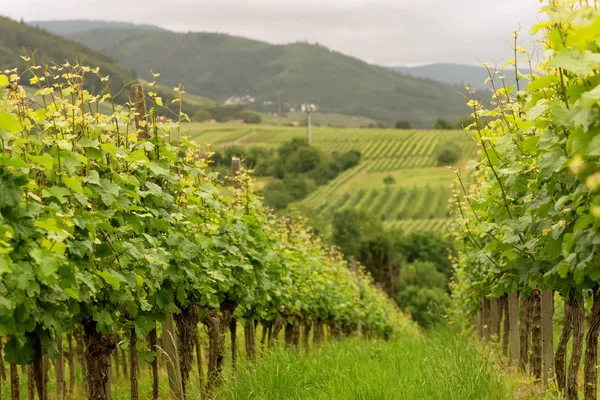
[304,184,452,229]
[190,124,476,171]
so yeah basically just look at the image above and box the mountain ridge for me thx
[27,19,165,35]
[66,27,469,127]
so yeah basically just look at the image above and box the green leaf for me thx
[0,113,21,133]
[550,49,600,76]
[63,176,84,195]
[147,162,170,176]
[43,186,71,204]
[94,310,114,333]
[97,270,121,290]
[145,182,163,196]
[78,137,100,148]
[4,336,35,364]
[557,261,570,278]
[32,153,54,171]
[0,74,8,87]
[31,248,59,277]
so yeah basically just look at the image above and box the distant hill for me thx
[0,17,216,115]
[392,63,523,90]
[66,28,469,127]
[27,19,165,35]
[0,17,132,100]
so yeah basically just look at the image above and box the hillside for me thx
[392,63,523,90]
[0,17,220,117]
[67,28,469,127]
[188,123,477,233]
[0,17,131,99]
[28,19,165,35]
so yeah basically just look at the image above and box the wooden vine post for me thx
[195,329,204,388]
[10,363,19,400]
[541,291,554,387]
[149,328,159,400]
[508,292,520,365]
[130,331,138,400]
[56,335,65,400]
[162,314,183,400]
[475,310,483,339]
[67,333,75,394]
[490,297,500,341]
[131,84,149,138]
[482,297,491,341]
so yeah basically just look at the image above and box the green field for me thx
[188,123,477,233]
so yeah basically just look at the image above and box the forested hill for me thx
[391,63,526,90]
[28,19,165,35]
[0,17,214,114]
[66,28,469,127]
[0,17,131,98]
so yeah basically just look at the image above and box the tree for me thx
[454,115,475,130]
[434,117,454,130]
[396,261,451,328]
[435,142,462,166]
[395,120,411,129]
[396,231,454,277]
[192,109,211,122]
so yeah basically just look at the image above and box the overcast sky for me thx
[2,0,543,66]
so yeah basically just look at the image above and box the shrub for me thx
[396,261,451,328]
[192,109,212,122]
[239,110,262,124]
[383,175,396,185]
[335,150,361,170]
[434,117,454,130]
[395,120,411,129]
[435,142,462,165]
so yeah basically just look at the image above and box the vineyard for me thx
[0,64,417,400]
[452,2,600,400]
[190,124,476,233]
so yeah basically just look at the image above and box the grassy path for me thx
[214,329,516,400]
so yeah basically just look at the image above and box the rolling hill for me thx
[0,17,132,98]
[66,28,470,127]
[28,19,165,35]
[0,17,216,116]
[392,63,523,90]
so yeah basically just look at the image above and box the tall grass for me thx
[214,329,513,400]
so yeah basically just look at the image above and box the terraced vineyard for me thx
[189,123,478,232]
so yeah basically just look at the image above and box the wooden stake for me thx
[195,328,204,389]
[475,310,483,338]
[508,292,520,365]
[56,335,65,400]
[541,291,554,386]
[67,333,75,394]
[482,297,491,341]
[27,365,34,400]
[10,364,19,400]
[162,313,183,399]
[490,297,500,340]
[149,328,159,400]
[131,84,149,138]
[130,330,138,400]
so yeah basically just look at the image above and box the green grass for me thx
[214,329,514,400]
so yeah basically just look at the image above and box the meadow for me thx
[189,123,477,233]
